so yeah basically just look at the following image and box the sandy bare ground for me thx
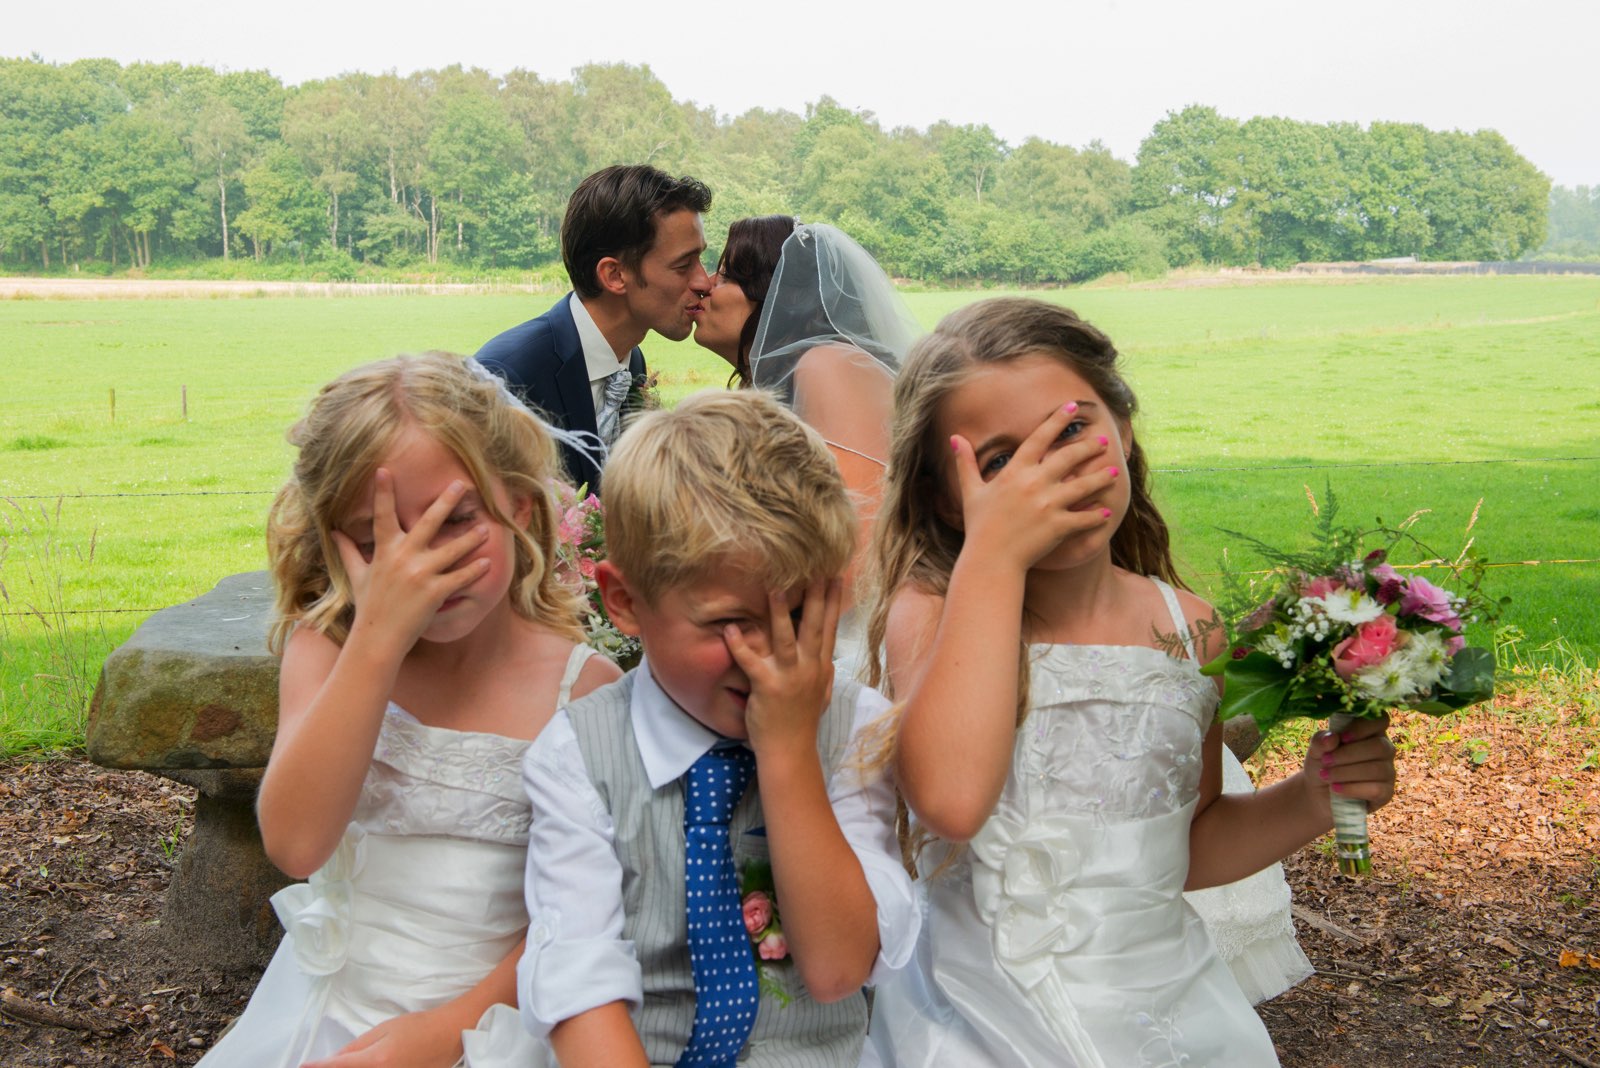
[0,277,549,300]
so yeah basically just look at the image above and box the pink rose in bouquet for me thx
[1331,615,1402,679]
[758,928,788,961]
[742,891,773,937]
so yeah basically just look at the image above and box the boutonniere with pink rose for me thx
[1199,486,1502,874]
[739,858,793,1005]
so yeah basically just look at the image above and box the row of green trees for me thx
[0,57,1561,281]
[1541,186,1600,259]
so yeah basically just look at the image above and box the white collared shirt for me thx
[517,658,919,1038]
[567,293,633,414]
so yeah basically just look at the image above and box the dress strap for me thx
[1150,577,1196,660]
[556,643,599,707]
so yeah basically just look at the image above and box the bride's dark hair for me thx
[715,214,795,387]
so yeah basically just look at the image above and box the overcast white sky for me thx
[8,0,1598,187]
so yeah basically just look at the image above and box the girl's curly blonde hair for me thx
[265,352,585,652]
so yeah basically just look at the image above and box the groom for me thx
[474,165,713,493]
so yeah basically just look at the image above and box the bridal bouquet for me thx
[552,482,641,670]
[1200,489,1500,874]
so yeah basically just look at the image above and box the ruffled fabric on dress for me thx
[1185,746,1314,1004]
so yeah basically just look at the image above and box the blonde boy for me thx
[517,391,916,1067]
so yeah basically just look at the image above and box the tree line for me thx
[0,57,1564,282]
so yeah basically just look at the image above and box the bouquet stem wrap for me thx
[1327,712,1371,875]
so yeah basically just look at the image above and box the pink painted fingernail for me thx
[1064,402,1078,413]
[1097,435,1108,446]
[1331,783,1345,793]
[1100,508,1112,518]
[1340,731,1355,743]
[1319,768,1329,780]
[950,436,960,453]
[1321,753,1334,768]
[1107,466,1119,478]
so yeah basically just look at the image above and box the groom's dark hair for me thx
[563,165,713,299]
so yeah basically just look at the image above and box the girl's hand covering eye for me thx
[330,470,493,654]
[950,405,1116,574]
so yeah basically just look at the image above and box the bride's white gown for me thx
[198,648,595,1068]
[868,580,1282,1067]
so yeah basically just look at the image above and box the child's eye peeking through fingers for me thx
[978,419,1089,480]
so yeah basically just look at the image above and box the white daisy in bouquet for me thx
[1201,489,1502,874]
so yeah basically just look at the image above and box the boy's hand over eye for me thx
[727,577,843,760]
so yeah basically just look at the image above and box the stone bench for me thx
[86,571,288,968]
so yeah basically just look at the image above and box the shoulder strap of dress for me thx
[556,643,599,707]
[1150,577,1196,660]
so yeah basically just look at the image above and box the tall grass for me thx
[0,498,107,751]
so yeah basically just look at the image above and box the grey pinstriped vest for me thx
[564,670,868,1067]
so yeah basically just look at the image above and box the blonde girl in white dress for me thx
[199,353,619,1068]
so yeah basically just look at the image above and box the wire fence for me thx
[6,453,1598,503]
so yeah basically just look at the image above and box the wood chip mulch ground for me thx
[2,703,1596,1067]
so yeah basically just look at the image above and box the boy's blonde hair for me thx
[604,390,855,603]
[265,352,585,652]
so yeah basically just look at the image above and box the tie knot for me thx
[604,366,633,403]
[685,747,755,827]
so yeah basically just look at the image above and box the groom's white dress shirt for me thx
[567,293,634,415]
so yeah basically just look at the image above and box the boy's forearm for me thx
[758,748,880,1001]
[549,1001,649,1068]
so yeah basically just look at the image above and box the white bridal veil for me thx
[748,222,921,466]
[750,222,920,387]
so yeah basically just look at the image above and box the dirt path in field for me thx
[0,277,543,299]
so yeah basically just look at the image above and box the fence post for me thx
[182,385,188,421]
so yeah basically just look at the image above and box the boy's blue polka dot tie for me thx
[676,745,759,1068]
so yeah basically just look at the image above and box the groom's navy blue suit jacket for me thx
[474,294,645,495]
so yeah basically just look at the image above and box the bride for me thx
[691,215,1310,1009]
[690,216,918,674]
[690,215,916,505]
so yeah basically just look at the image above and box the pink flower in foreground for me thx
[1369,563,1405,605]
[559,509,586,546]
[1398,576,1462,631]
[758,928,788,961]
[1332,615,1402,679]
[1301,575,1346,600]
[742,891,773,937]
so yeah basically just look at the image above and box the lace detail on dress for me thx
[1019,645,1215,821]
[355,709,534,844]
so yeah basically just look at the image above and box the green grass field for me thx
[3,274,1598,751]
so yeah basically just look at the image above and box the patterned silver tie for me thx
[596,367,634,446]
